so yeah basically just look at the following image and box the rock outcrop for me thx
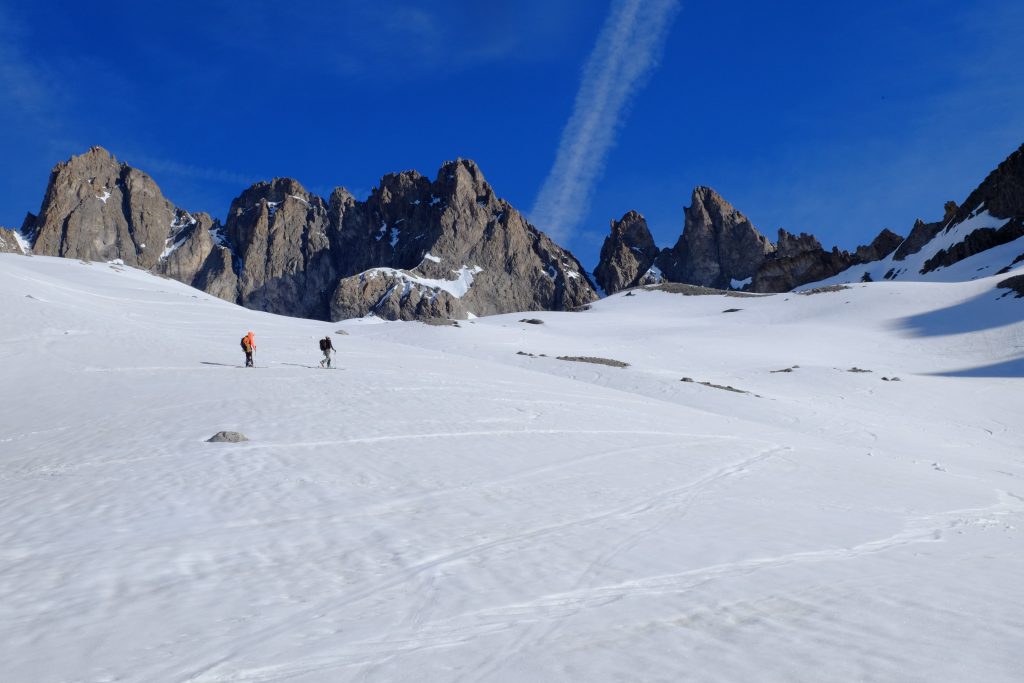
[655,186,775,289]
[223,178,334,320]
[855,228,904,263]
[595,188,906,294]
[592,211,660,294]
[326,159,597,319]
[919,144,1024,274]
[752,231,855,292]
[26,147,239,301]
[28,147,181,269]
[952,144,1024,223]
[0,228,25,254]
[330,269,469,321]
[22,148,597,321]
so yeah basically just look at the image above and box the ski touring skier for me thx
[318,335,335,368]
[241,331,256,367]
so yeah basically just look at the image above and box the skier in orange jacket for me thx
[241,331,256,367]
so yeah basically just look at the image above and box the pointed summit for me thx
[655,186,775,289]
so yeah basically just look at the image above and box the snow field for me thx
[1,254,1023,682]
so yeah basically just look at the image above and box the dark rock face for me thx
[655,186,775,289]
[952,144,1024,222]
[894,217,944,261]
[918,144,1024,274]
[592,211,660,294]
[892,201,957,262]
[152,211,238,302]
[997,273,1024,297]
[223,178,334,320]
[855,228,903,263]
[922,216,1024,273]
[752,230,857,293]
[597,188,907,295]
[0,228,25,254]
[23,148,596,321]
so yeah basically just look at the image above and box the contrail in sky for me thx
[531,0,680,242]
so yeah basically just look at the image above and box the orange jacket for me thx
[245,331,255,350]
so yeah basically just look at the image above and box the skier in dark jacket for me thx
[319,336,335,368]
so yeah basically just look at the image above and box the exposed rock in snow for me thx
[593,210,659,294]
[206,431,249,443]
[0,227,26,254]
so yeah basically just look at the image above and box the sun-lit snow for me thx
[96,189,111,203]
[364,264,483,299]
[1,253,1023,682]
[422,252,441,263]
[11,230,31,254]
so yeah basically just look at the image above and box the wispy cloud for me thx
[531,0,680,241]
[129,155,255,187]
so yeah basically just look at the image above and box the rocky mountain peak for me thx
[953,143,1024,221]
[654,185,774,289]
[593,211,659,294]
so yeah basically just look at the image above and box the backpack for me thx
[319,338,328,351]
[241,336,250,352]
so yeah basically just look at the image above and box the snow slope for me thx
[807,213,1024,287]
[2,254,1023,682]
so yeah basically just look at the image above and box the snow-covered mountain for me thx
[2,250,1022,681]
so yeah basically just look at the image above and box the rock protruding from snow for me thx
[25,147,240,302]
[28,147,180,269]
[22,149,597,323]
[753,230,857,293]
[655,186,775,290]
[330,268,469,321]
[593,211,659,294]
[918,145,1024,274]
[206,431,249,443]
[855,228,904,263]
[224,178,334,320]
[153,211,238,302]
[0,228,25,254]
[954,144,1024,222]
[328,158,597,319]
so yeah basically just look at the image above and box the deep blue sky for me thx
[2,0,1022,270]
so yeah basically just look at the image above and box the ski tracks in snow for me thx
[159,443,787,682]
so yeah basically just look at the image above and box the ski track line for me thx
[169,445,786,683]
[242,428,770,450]
[0,438,705,572]
[333,487,1024,681]
[461,445,788,683]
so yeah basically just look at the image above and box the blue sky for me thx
[2,0,1022,270]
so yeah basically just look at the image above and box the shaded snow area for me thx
[808,210,1024,287]
[731,276,752,290]
[366,265,482,299]
[2,254,1024,682]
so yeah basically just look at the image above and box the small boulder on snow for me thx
[206,431,249,443]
